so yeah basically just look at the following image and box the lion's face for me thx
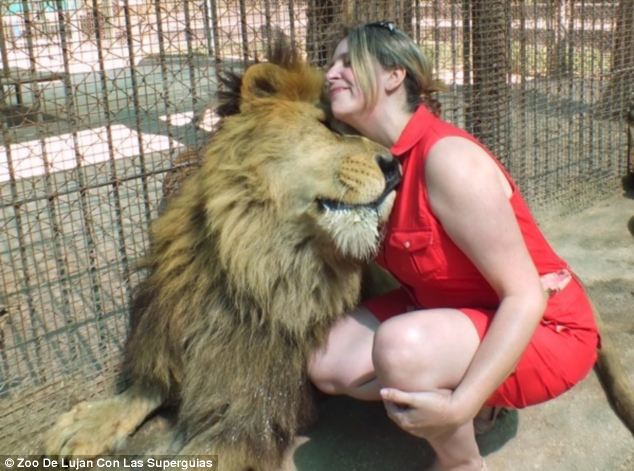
[200,52,400,263]
[260,103,399,260]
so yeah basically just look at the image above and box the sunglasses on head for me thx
[365,21,396,34]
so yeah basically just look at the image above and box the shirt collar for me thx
[390,105,435,159]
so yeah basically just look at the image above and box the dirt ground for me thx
[116,192,634,471]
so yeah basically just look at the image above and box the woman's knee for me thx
[308,351,347,395]
[372,310,480,391]
[308,347,376,396]
[308,307,379,395]
[372,315,435,387]
[373,316,422,366]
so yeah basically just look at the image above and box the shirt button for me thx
[403,241,411,249]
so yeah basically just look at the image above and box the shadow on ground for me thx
[290,396,518,471]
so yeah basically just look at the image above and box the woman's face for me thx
[325,39,366,122]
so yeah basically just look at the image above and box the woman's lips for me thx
[329,86,348,98]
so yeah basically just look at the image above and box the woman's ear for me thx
[383,66,407,93]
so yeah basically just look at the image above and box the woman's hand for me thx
[380,388,476,439]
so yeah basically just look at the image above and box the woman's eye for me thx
[327,54,351,69]
[339,53,351,68]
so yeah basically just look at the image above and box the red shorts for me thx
[363,281,600,408]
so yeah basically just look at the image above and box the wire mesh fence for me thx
[0,0,632,452]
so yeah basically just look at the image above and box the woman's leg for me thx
[372,308,483,471]
[308,306,382,400]
[309,305,485,470]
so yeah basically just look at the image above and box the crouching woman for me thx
[308,22,600,471]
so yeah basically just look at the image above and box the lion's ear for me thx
[240,63,285,105]
[240,56,324,111]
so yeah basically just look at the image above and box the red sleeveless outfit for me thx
[365,105,599,408]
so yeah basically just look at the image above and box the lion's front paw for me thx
[43,400,128,457]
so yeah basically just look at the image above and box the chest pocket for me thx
[383,230,439,284]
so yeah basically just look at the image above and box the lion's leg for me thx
[43,381,165,457]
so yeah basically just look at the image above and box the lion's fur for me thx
[45,38,399,468]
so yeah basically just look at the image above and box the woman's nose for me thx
[325,64,339,82]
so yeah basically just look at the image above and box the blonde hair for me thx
[345,23,446,116]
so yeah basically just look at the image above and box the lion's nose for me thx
[376,154,401,191]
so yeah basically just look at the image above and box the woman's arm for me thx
[424,136,547,422]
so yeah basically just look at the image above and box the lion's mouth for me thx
[317,172,401,212]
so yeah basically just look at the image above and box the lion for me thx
[43,39,400,470]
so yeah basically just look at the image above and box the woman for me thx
[308,22,600,471]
